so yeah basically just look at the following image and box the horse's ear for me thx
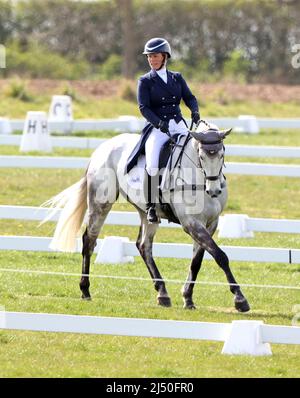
[190,131,206,141]
[219,128,232,139]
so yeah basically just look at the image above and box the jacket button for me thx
[173,96,176,99]
[162,105,165,108]
[174,114,177,117]
[162,97,165,100]
[172,104,175,107]
[163,115,167,118]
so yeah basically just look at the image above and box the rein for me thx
[165,121,226,191]
[165,120,200,171]
[168,119,201,170]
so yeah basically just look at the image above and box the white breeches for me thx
[145,119,188,176]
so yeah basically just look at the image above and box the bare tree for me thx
[117,0,136,78]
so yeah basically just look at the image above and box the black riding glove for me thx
[191,111,200,124]
[158,120,170,135]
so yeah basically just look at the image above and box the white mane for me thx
[196,121,219,133]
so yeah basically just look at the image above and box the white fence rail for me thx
[0,311,229,341]
[0,155,299,177]
[4,116,300,132]
[0,134,107,149]
[1,206,300,235]
[224,162,300,177]
[1,311,299,355]
[247,218,300,234]
[6,118,147,133]
[0,235,299,264]
[0,155,88,169]
[1,133,300,159]
[226,145,300,159]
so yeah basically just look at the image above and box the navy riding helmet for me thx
[143,38,171,58]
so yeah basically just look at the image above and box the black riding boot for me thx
[144,170,159,223]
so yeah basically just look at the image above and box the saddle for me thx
[158,133,181,170]
[157,133,183,224]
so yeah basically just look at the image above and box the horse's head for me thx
[190,125,232,198]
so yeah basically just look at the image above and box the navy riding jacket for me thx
[125,69,199,173]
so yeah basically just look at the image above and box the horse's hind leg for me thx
[137,214,171,307]
[80,202,112,299]
[81,227,93,300]
[80,168,118,299]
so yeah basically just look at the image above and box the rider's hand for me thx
[191,111,200,124]
[158,120,170,135]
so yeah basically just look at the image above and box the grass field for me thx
[1,78,300,120]
[0,121,300,376]
[0,252,300,377]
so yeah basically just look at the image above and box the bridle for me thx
[161,120,231,198]
[197,141,225,183]
[169,121,226,185]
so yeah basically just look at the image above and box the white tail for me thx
[42,176,87,252]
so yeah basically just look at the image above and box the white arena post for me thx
[95,236,134,264]
[218,214,254,238]
[19,111,52,153]
[48,95,73,134]
[236,115,260,134]
[0,117,12,134]
[221,320,272,355]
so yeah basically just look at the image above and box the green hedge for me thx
[0,40,91,79]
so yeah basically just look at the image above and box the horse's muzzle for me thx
[206,187,222,198]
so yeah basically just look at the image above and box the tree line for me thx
[0,0,299,83]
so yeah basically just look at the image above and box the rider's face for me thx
[147,53,165,70]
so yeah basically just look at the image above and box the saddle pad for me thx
[127,155,145,190]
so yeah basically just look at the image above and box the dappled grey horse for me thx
[43,122,250,312]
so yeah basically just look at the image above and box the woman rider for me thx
[126,37,200,223]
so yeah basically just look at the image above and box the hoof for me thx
[183,299,196,310]
[235,297,250,312]
[81,295,92,301]
[157,296,172,307]
[183,303,196,310]
[81,289,92,300]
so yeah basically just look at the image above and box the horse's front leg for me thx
[137,218,171,307]
[182,218,250,312]
[182,241,204,309]
[182,220,219,309]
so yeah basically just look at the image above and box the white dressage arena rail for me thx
[1,311,300,356]
[1,133,300,158]
[0,206,300,235]
[0,155,300,177]
[0,205,299,242]
[0,235,299,264]
[2,116,300,132]
[4,118,146,133]
[0,134,107,149]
